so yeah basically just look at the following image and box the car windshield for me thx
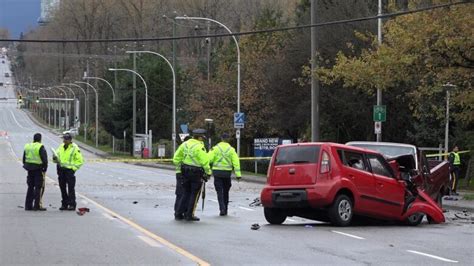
[349,144,415,158]
[275,145,320,165]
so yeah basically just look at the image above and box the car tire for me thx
[264,207,286,225]
[328,194,353,227]
[404,213,424,226]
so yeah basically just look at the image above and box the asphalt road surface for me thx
[1,66,473,264]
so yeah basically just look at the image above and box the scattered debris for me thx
[17,206,23,209]
[154,204,159,208]
[249,197,261,207]
[251,223,260,230]
[133,201,138,204]
[76,207,90,216]
[304,225,313,228]
[389,244,394,247]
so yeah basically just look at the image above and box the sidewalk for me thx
[442,191,474,212]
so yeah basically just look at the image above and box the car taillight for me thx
[320,151,330,173]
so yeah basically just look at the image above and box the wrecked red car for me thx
[260,143,444,226]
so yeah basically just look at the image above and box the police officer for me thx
[53,133,84,211]
[449,145,462,195]
[174,135,191,219]
[208,132,241,216]
[23,133,48,211]
[173,129,211,221]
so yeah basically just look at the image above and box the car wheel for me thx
[405,213,424,226]
[328,194,353,227]
[264,207,286,225]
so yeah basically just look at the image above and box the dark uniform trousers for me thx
[451,165,461,193]
[178,165,203,218]
[213,170,232,213]
[58,167,76,208]
[174,173,185,214]
[25,169,45,209]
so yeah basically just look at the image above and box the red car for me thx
[260,142,444,226]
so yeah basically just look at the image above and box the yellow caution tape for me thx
[425,150,470,158]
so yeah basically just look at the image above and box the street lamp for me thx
[75,81,99,148]
[443,82,457,159]
[63,83,88,141]
[108,68,149,148]
[83,76,117,153]
[176,15,242,155]
[205,118,213,150]
[125,50,177,154]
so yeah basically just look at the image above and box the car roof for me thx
[277,142,382,155]
[345,141,416,149]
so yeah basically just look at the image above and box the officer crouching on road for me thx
[53,133,84,211]
[208,132,241,216]
[23,133,48,211]
[173,129,211,221]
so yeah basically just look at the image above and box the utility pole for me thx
[376,0,383,142]
[311,0,320,142]
[132,53,137,143]
[207,21,211,81]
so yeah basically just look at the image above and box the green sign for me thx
[373,105,386,122]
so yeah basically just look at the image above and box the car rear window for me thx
[275,145,320,165]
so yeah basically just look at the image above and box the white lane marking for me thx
[406,250,458,263]
[127,179,134,183]
[102,213,115,220]
[138,182,145,185]
[208,199,218,203]
[287,218,296,222]
[331,230,365,240]
[239,206,255,212]
[137,235,162,248]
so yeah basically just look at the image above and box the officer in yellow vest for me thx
[53,133,84,210]
[22,133,48,211]
[448,145,462,195]
[208,132,241,216]
[173,129,211,221]
[174,135,191,219]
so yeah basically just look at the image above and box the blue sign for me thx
[254,138,279,157]
[180,124,189,134]
[234,112,245,129]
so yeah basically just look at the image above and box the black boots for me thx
[185,216,200,221]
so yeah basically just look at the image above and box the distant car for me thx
[63,128,79,137]
[260,142,444,226]
[4,73,9,77]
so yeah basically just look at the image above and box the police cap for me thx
[192,128,207,137]
[62,133,72,140]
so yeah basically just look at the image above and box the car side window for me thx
[368,154,394,178]
[339,150,368,172]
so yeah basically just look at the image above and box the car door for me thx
[338,150,378,215]
[367,154,405,219]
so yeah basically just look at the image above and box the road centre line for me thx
[77,192,210,265]
[239,206,255,211]
[331,230,365,240]
[137,235,162,248]
[406,250,458,263]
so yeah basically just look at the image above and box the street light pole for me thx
[376,0,383,142]
[63,83,88,141]
[125,50,177,154]
[443,83,456,159]
[310,0,320,142]
[176,15,241,155]
[83,76,116,153]
[75,81,99,148]
[108,68,149,148]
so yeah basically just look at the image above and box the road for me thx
[1,58,473,265]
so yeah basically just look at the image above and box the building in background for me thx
[38,0,60,25]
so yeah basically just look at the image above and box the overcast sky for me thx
[0,0,40,38]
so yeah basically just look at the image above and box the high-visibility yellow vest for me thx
[209,142,241,177]
[452,152,461,165]
[56,143,84,171]
[24,142,43,165]
[173,138,211,175]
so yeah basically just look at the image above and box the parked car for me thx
[345,141,450,207]
[260,142,444,226]
[63,128,79,137]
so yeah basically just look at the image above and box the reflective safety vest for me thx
[24,142,43,165]
[209,142,241,177]
[173,138,211,175]
[452,152,461,165]
[56,143,84,171]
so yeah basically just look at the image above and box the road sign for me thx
[374,122,382,134]
[234,112,245,129]
[373,105,386,122]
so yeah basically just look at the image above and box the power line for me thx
[0,1,469,44]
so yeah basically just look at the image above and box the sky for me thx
[0,0,41,38]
